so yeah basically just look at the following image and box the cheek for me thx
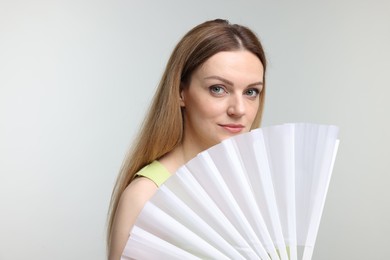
[247,101,260,120]
[187,97,224,119]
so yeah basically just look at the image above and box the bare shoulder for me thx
[116,177,158,232]
[122,176,159,205]
[108,177,157,260]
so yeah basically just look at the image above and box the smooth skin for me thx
[108,50,264,260]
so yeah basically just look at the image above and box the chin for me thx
[216,135,233,143]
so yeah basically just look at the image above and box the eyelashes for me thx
[208,85,260,98]
[209,85,226,96]
[244,88,260,97]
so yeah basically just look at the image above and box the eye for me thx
[244,88,260,98]
[209,85,227,96]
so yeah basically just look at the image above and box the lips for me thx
[219,124,245,134]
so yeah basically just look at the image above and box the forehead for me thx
[194,50,264,80]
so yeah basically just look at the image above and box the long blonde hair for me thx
[107,18,267,247]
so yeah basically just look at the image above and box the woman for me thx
[107,18,267,259]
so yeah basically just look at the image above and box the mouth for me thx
[219,124,245,134]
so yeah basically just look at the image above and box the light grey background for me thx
[1,0,389,259]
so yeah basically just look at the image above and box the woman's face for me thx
[180,50,264,152]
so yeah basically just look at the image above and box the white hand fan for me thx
[121,123,339,260]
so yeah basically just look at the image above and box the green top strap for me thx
[135,160,171,187]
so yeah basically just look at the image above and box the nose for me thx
[227,95,245,117]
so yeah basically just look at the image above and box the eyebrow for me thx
[204,75,263,87]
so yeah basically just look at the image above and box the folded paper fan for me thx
[121,123,340,260]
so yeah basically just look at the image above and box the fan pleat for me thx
[122,123,339,260]
[186,154,271,259]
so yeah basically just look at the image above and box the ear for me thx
[179,82,186,107]
[179,90,185,107]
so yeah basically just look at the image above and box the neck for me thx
[158,137,205,174]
